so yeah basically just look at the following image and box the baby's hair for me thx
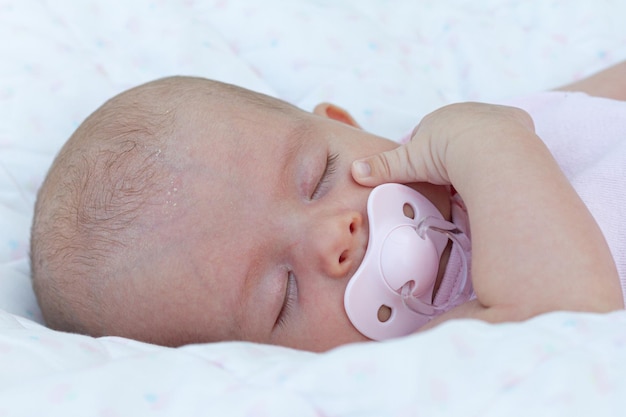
[30,78,191,334]
[30,76,303,337]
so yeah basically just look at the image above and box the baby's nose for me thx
[313,211,364,279]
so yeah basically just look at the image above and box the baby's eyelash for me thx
[311,152,339,200]
[275,271,297,329]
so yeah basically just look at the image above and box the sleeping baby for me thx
[30,62,626,351]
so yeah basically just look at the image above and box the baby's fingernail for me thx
[352,160,371,178]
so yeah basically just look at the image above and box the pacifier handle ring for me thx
[400,216,471,317]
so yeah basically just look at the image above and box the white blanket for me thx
[2,1,626,415]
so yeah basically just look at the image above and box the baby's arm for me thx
[555,60,626,101]
[352,103,623,328]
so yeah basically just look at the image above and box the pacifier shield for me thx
[344,183,448,340]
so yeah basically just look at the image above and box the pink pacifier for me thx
[344,183,471,341]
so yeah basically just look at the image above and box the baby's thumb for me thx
[351,146,420,187]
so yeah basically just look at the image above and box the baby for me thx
[30,63,626,351]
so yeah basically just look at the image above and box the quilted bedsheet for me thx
[2,1,626,416]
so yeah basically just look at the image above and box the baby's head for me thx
[31,76,450,351]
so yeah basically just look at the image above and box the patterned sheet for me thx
[1,1,626,415]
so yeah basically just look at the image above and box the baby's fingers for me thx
[351,145,426,187]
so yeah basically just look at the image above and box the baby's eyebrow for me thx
[282,122,310,163]
[276,120,312,191]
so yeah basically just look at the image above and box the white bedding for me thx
[2,1,626,415]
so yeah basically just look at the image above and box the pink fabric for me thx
[433,194,475,308]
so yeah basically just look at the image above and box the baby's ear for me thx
[313,102,362,129]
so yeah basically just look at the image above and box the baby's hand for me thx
[352,101,623,326]
[351,102,534,187]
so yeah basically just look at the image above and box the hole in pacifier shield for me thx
[377,305,392,322]
[403,203,415,219]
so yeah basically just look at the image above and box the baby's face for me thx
[126,97,451,351]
